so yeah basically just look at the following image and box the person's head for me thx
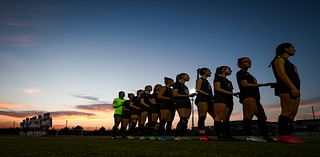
[215,66,232,77]
[144,85,152,94]
[128,93,135,100]
[237,57,252,70]
[137,89,144,96]
[276,42,296,56]
[197,67,211,79]
[118,91,125,98]
[154,84,162,93]
[177,73,190,83]
[38,115,42,119]
[164,77,174,86]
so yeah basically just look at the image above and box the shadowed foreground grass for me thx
[0,136,319,157]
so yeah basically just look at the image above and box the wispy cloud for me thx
[0,110,95,118]
[0,35,35,47]
[19,88,43,94]
[1,22,25,27]
[50,111,95,117]
[70,93,100,102]
[264,97,320,111]
[0,101,32,110]
[0,110,45,118]
[76,104,113,112]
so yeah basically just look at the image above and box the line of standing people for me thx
[111,42,304,143]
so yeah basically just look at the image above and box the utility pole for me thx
[312,106,315,120]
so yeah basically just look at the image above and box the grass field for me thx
[0,136,320,157]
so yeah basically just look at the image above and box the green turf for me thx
[0,136,319,157]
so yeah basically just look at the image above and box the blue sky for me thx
[1,0,320,129]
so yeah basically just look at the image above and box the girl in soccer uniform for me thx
[42,113,52,136]
[120,93,134,139]
[173,73,191,140]
[213,66,236,140]
[237,57,273,142]
[112,91,125,139]
[138,86,152,139]
[128,90,142,139]
[148,84,162,140]
[270,43,304,143]
[158,77,174,140]
[195,67,213,141]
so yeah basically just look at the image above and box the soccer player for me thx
[112,91,125,139]
[158,77,174,140]
[195,67,213,141]
[127,90,143,139]
[213,66,236,140]
[139,86,152,140]
[148,84,162,140]
[120,93,134,139]
[270,43,304,143]
[237,57,273,142]
[173,73,192,141]
[42,113,52,136]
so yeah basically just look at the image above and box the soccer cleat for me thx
[139,136,145,140]
[158,136,167,141]
[127,136,135,140]
[182,136,192,140]
[148,136,156,140]
[277,136,304,144]
[173,136,183,141]
[246,136,267,142]
[199,136,209,141]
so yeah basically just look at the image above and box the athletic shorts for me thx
[122,110,131,119]
[214,96,234,108]
[159,102,173,110]
[130,109,140,116]
[175,100,191,109]
[150,104,160,113]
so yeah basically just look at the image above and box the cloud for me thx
[19,88,43,94]
[0,101,32,110]
[50,111,95,117]
[264,97,320,111]
[0,110,95,118]
[0,35,35,47]
[0,110,45,118]
[76,104,113,112]
[1,22,25,27]
[70,93,100,102]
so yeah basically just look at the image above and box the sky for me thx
[1,0,320,130]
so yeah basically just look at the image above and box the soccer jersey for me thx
[236,70,260,102]
[213,75,234,106]
[173,82,191,108]
[195,78,213,104]
[272,57,300,95]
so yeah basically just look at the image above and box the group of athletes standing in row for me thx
[19,112,53,136]
[112,42,304,143]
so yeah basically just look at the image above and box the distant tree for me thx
[99,127,106,132]
[74,125,83,130]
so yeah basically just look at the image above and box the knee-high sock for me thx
[112,126,118,137]
[159,120,166,136]
[148,122,156,136]
[243,119,252,136]
[223,121,231,138]
[198,115,206,135]
[138,124,145,136]
[166,121,173,136]
[214,121,222,138]
[258,119,268,137]
[128,122,137,135]
[278,115,291,136]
